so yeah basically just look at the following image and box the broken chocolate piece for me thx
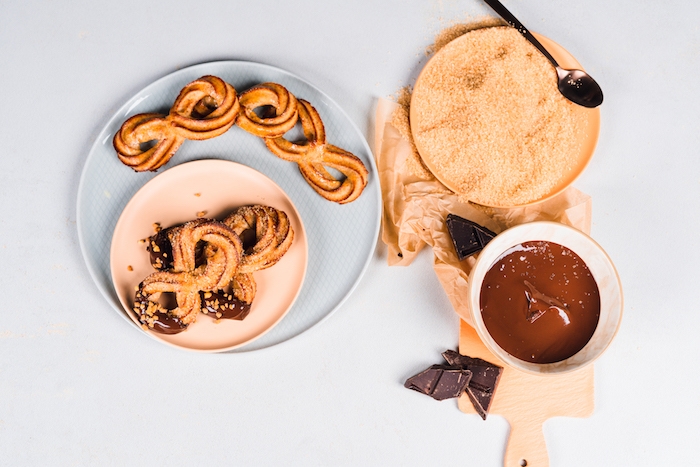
[404,365,472,401]
[432,367,472,401]
[445,214,497,260]
[404,366,441,395]
[467,387,496,420]
[442,350,503,393]
[442,350,503,420]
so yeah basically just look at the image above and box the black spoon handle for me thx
[483,0,559,67]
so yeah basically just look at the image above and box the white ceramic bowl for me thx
[467,221,623,375]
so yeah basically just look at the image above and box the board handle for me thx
[504,417,548,467]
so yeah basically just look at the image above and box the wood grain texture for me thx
[458,321,594,467]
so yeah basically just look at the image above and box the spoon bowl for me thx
[484,0,603,108]
[556,67,604,108]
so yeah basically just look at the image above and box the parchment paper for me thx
[374,98,592,326]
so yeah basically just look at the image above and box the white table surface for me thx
[1,1,698,465]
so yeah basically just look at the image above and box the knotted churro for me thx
[113,75,368,203]
[135,205,294,334]
[223,205,294,304]
[113,75,240,172]
[236,82,298,137]
[135,219,243,334]
[265,99,368,204]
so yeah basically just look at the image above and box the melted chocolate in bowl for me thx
[480,241,600,364]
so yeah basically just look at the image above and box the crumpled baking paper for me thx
[374,98,592,326]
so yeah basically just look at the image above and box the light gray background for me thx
[1,0,698,465]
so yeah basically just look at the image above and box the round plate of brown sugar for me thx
[410,26,600,208]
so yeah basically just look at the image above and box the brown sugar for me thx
[411,26,584,206]
[390,18,504,182]
[427,17,505,56]
[390,87,434,180]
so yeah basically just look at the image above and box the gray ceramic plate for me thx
[77,61,381,352]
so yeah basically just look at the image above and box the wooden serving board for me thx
[458,321,594,467]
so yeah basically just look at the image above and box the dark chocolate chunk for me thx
[405,365,472,401]
[404,366,442,395]
[442,350,503,419]
[442,350,503,393]
[445,214,497,260]
[431,368,472,401]
[466,387,496,420]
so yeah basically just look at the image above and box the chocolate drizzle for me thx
[523,280,570,324]
[133,288,188,335]
[200,290,251,320]
[147,229,174,270]
[147,226,206,270]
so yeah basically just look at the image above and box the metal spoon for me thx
[483,0,604,108]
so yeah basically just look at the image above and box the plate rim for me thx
[76,60,382,352]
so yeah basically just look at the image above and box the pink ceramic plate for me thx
[110,159,308,352]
